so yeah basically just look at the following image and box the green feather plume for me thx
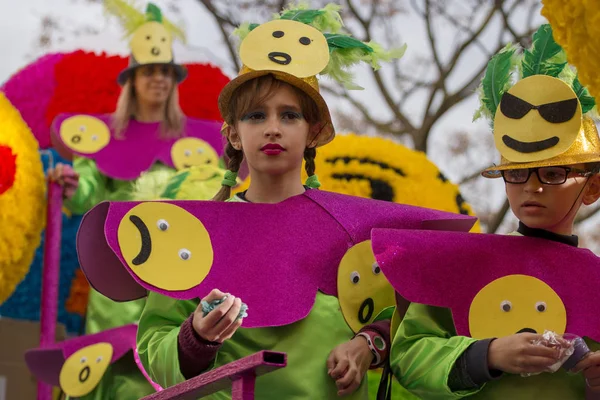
[473,43,519,122]
[521,24,566,78]
[104,0,186,43]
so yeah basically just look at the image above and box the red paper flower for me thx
[0,145,17,195]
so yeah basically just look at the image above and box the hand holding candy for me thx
[192,289,247,343]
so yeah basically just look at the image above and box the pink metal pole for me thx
[140,351,286,400]
[37,180,63,400]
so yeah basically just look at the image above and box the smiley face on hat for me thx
[130,21,173,64]
[239,19,330,78]
[493,75,582,163]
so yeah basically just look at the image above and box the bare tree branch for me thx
[487,198,510,233]
[199,0,240,71]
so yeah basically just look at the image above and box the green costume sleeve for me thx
[64,157,109,215]
[137,292,199,388]
[391,303,482,400]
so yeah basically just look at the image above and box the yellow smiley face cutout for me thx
[130,21,173,64]
[239,19,330,78]
[337,240,396,333]
[59,115,111,154]
[468,274,567,339]
[118,202,213,291]
[494,75,582,162]
[58,343,113,397]
[171,138,219,174]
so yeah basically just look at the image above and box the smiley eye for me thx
[79,125,86,132]
[272,30,284,38]
[350,271,360,284]
[96,356,103,363]
[372,262,381,275]
[184,149,191,157]
[157,219,169,231]
[197,148,204,154]
[299,37,311,45]
[179,249,191,260]
[535,301,547,312]
[161,37,166,42]
[91,135,98,141]
[80,357,88,363]
[500,300,512,312]
[146,35,151,40]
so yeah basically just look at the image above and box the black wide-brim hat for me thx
[117,55,188,86]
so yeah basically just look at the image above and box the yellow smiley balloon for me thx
[337,240,396,333]
[240,19,330,78]
[494,75,582,163]
[59,343,113,397]
[171,137,219,175]
[130,21,173,64]
[468,274,567,339]
[118,202,213,291]
[59,115,111,154]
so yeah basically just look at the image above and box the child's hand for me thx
[487,333,560,374]
[573,351,600,392]
[192,289,243,343]
[47,163,79,199]
[326,336,373,396]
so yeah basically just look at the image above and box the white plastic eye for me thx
[80,357,88,363]
[184,149,192,157]
[91,135,98,141]
[500,300,512,312]
[197,148,204,154]
[179,249,191,260]
[79,125,86,132]
[372,262,381,275]
[535,301,547,312]
[96,356,103,363]
[350,271,360,284]
[157,219,169,231]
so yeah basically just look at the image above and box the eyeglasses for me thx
[500,92,578,123]
[501,166,594,185]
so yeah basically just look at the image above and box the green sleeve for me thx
[64,157,109,215]
[136,292,198,388]
[391,303,481,400]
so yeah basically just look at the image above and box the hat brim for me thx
[482,153,600,178]
[117,63,188,86]
[218,70,335,147]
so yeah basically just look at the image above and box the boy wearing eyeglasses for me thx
[387,26,600,399]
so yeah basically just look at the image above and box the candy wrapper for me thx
[201,296,248,320]
[521,331,590,377]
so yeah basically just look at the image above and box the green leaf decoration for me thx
[480,44,517,118]
[161,170,190,199]
[145,3,163,23]
[324,33,373,53]
[573,76,596,114]
[280,9,324,24]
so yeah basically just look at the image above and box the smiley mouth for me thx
[358,298,375,324]
[502,135,560,153]
[517,327,537,334]
[151,47,161,56]
[78,365,91,383]
[268,52,292,65]
[129,215,152,266]
[71,135,82,144]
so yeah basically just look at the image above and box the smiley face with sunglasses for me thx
[494,75,582,163]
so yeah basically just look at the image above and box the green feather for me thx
[325,34,373,53]
[161,170,190,199]
[522,24,565,78]
[573,76,596,114]
[145,3,163,23]
[280,9,324,24]
[476,43,518,121]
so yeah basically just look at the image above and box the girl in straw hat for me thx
[137,3,405,399]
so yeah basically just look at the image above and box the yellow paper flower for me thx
[542,0,600,100]
[234,133,480,232]
[0,93,46,305]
